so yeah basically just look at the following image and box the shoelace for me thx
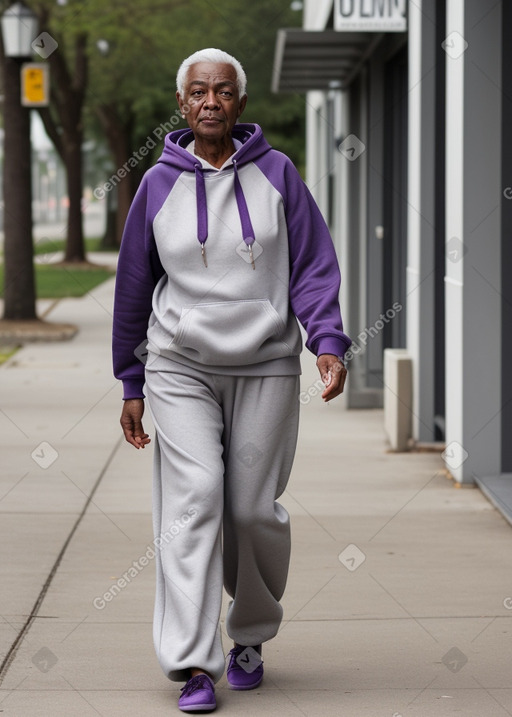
[227,645,245,669]
[227,645,263,670]
[180,674,211,696]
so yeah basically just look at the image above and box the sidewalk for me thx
[1,277,511,717]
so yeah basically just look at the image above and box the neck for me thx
[193,135,236,168]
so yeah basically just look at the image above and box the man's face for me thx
[177,61,247,142]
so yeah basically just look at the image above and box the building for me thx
[272,0,512,520]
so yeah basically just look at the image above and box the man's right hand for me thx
[120,398,151,449]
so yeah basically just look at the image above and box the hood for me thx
[157,122,272,171]
[156,124,272,269]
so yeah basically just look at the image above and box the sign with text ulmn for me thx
[335,0,407,32]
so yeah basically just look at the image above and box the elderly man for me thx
[113,48,351,713]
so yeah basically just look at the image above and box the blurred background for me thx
[0,0,305,255]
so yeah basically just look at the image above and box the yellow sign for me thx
[21,63,49,107]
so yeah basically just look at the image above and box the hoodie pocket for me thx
[169,299,292,366]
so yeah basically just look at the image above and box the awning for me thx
[272,28,384,94]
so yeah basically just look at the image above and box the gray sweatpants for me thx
[145,366,300,683]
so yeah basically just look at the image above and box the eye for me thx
[219,90,233,97]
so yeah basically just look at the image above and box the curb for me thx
[0,319,78,343]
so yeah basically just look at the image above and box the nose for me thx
[204,89,220,109]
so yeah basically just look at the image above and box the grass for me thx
[33,237,116,256]
[0,237,117,299]
[34,264,115,298]
[0,263,115,299]
[0,346,19,366]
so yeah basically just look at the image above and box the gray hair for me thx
[176,48,247,98]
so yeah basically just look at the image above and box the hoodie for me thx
[112,123,351,399]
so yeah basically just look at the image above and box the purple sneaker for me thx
[178,674,216,713]
[226,644,263,690]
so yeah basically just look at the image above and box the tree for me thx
[84,0,205,245]
[30,0,305,257]
[214,0,306,168]
[84,0,306,244]
[0,24,37,319]
[37,20,87,262]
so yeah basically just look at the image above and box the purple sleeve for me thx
[255,152,352,360]
[112,172,165,400]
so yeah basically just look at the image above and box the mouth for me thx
[199,116,223,124]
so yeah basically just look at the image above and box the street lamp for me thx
[2,2,38,57]
[1,2,38,320]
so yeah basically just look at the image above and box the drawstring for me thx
[194,159,257,269]
[233,160,256,269]
[194,164,208,267]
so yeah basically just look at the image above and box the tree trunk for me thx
[116,165,133,246]
[63,133,85,262]
[36,20,88,263]
[2,57,37,320]
[101,188,118,249]
[96,104,135,246]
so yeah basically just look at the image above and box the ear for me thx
[237,94,248,118]
[176,91,185,117]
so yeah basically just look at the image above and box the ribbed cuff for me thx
[315,336,352,361]
[122,378,145,400]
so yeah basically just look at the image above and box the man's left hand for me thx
[316,354,347,402]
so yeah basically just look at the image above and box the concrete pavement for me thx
[1,274,512,716]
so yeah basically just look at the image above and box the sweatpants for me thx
[144,366,300,684]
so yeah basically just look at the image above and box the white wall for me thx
[303,0,331,211]
[303,0,333,30]
[444,0,502,482]
[406,0,436,442]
